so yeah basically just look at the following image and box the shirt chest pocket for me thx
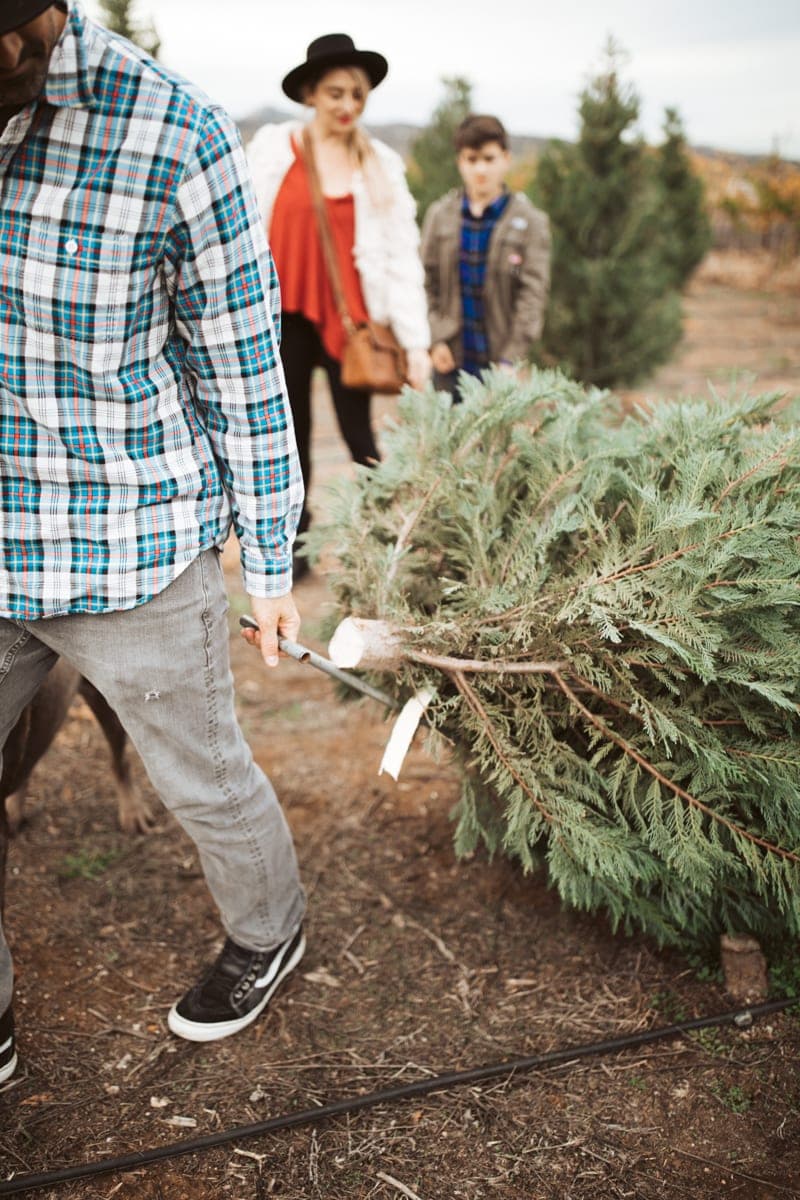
[22,221,135,344]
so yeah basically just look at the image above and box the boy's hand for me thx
[497,360,529,382]
[431,342,456,374]
[243,593,301,669]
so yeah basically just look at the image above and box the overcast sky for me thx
[83,0,800,159]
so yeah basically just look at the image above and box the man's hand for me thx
[242,593,301,668]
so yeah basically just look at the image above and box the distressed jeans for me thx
[0,549,306,1016]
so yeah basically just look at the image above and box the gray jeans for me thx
[0,549,305,1015]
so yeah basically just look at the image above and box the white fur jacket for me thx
[246,120,430,352]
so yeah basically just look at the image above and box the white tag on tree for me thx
[379,689,433,780]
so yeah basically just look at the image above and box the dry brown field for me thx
[2,252,800,1200]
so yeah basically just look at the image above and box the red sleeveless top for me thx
[268,138,369,361]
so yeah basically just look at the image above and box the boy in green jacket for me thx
[421,114,551,399]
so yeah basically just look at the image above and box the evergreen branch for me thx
[500,481,623,586]
[552,670,800,866]
[702,719,748,727]
[728,747,800,768]
[533,458,590,514]
[618,612,715,634]
[624,658,690,672]
[713,445,791,509]
[491,445,519,488]
[544,670,643,721]
[384,476,445,590]
[466,604,538,628]
[453,402,539,467]
[470,506,495,592]
[579,519,775,594]
[407,649,567,674]
[450,670,556,825]
[703,578,799,590]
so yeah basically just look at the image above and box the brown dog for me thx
[0,661,156,836]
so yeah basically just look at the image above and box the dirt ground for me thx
[2,256,800,1200]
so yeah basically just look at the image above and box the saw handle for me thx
[238,614,399,709]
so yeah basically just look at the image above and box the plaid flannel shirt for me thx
[0,2,302,619]
[458,190,510,377]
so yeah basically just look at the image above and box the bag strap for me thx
[300,128,357,336]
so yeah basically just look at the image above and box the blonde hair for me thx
[303,66,392,210]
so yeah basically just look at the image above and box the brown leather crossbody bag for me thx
[300,128,407,395]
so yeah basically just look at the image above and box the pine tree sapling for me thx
[532,44,682,387]
[657,108,712,288]
[311,371,800,950]
[98,0,160,57]
[409,77,472,224]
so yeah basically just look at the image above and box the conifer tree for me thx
[98,0,160,58]
[311,371,800,951]
[409,77,472,224]
[532,44,681,387]
[656,108,712,287]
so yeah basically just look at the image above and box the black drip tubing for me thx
[0,996,795,1196]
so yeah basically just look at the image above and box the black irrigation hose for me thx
[1,997,797,1195]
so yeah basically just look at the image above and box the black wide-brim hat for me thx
[0,0,56,35]
[281,33,388,103]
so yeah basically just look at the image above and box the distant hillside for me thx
[362,122,549,161]
[236,108,793,171]
[693,144,799,169]
[237,106,548,159]
[238,106,294,143]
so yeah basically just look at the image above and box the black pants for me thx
[280,312,379,539]
[433,368,465,404]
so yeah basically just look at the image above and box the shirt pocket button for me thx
[23,221,133,346]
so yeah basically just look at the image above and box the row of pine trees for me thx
[106,3,710,393]
[410,48,712,389]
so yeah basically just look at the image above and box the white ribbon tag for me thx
[379,688,433,780]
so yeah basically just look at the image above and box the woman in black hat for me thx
[247,35,431,576]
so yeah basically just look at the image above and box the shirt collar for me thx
[461,187,510,221]
[42,1,97,111]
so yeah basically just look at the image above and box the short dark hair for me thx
[454,114,509,153]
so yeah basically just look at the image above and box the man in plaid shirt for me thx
[0,0,308,1078]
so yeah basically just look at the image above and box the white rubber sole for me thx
[0,1052,17,1086]
[167,931,306,1043]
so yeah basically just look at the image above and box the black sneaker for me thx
[167,925,305,1043]
[0,1006,17,1084]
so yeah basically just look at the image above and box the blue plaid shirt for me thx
[0,3,302,619]
[459,190,511,377]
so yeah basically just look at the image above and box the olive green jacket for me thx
[420,190,551,365]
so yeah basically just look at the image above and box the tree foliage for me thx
[310,371,800,950]
[531,45,682,387]
[408,76,472,224]
[656,108,712,287]
[97,0,160,57]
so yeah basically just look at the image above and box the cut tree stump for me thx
[328,618,406,670]
[720,933,769,1002]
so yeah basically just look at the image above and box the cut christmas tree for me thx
[308,371,800,949]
